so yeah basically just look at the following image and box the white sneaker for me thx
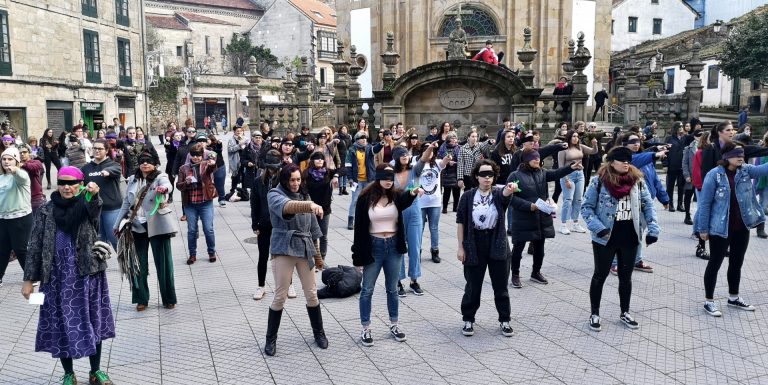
[572,223,587,233]
[219,200,227,207]
[287,284,297,299]
[559,224,571,235]
[252,287,265,300]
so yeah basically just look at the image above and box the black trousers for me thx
[666,168,685,207]
[704,229,750,299]
[511,239,545,275]
[590,242,637,315]
[683,188,695,214]
[552,179,563,203]
[0,214,33,280]
[442,186,461,211]
[43,155,62,186]
[591,104,605,121]
[584,156,601,189]
[461,230,511,323]
[257,227,273,287]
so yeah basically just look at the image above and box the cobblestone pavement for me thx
[2,172,768,384]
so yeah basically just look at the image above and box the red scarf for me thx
[555,81,567,90]
[602,173,638,199]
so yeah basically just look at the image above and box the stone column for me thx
[332,41,351,126]
[245,56,262,128]
[282,67,297,104]
[570,32,592,124]
[295,56,314,128]
[348,46,363,99]
[684,42,705,122]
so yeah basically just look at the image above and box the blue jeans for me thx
[560,171,585,223]
[400,204,423,280]
[339,175,348,192]
[348,181,369,217]
[99,208,121,248]
[359,236,403,327]
[184,201,216,257]
[507,205,514,232]
[213,167,226,202]
[421,206,441,250]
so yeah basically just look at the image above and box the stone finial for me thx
[381,31,400,89]
[685,41,705,80]
[516,26,538,86]
[245,55,262,85]
[349,45,363,78]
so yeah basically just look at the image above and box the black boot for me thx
[431,248,441,263]
[757,223,768,239]
[264,308,283,356]
[306,305,328,349]
[684,212,693,225]
[347,216,354,230]
[343,187,349,195]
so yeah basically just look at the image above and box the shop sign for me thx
[81,102,103,111]
[205,98,219,104]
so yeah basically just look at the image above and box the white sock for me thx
[729,295,739,301]
[705,300,716,306]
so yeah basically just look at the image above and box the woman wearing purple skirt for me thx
[22,166,115,385]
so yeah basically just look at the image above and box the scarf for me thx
[309,167,327,182]
[51,191,90,237]
[172,140,180,149]
[555,81,567,90]
[603,173,638,199]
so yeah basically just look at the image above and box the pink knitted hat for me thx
[58,166,84,180]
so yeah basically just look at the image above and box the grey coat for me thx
[227,135,247,175]
[115,172,178,238]
[267,185,323,270]
[24,195,105,284]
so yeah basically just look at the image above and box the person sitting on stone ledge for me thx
[471,40,498,65]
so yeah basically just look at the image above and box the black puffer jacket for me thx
[250,170,278,232]
[506,164,577,242]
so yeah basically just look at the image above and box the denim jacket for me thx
[581,176,660,246]
[694,164,768,238]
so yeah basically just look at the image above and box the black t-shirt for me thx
[608,195,639,248]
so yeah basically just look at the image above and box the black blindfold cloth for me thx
[375,169,395,181]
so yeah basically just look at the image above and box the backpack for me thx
[317,265,362,299]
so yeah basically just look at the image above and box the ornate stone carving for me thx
[439,89,476,110]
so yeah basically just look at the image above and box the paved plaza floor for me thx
[2,171,768,384]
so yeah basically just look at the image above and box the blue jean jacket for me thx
[695,164,768,238]
[632,151,669,205]
[581,176,661,246]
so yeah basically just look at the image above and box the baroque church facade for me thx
[335,0,611,97]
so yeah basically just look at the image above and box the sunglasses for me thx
[190,153,204,157]
[187,130,196,134]
[57,179,82,186]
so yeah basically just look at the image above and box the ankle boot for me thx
[757,223,768,239]
[696,242,709,260]
[684,212,693,225]
[306,305,329,349]
[264,308,283,356]
[431,248,441,263]
[347,216,354,230]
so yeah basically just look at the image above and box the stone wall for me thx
[149,99,179,134]
[249,0,314,77]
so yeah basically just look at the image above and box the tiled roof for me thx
[146,14,191,30]
[153,0,262,11]
[177,12,236,25]
[288,0,336,27]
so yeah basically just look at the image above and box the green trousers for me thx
[132,232,177,306]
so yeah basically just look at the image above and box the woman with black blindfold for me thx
[353,164,423,347]
[456,159,518,337]
[581,146,660,332]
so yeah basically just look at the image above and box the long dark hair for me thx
[716,140,744,167]
[565,130,580,148]
[359,164,397,209]
[496,130,517,156]
[42,128,55,145]
[278,163,305,196]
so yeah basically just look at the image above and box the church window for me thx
[439,6,499,37]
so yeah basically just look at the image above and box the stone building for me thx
[0,0,147,138]
[145,0,263,129]
[611,0,699,52]
[249,0,338,100]
[611,6,768,111]
[334,0,612,102]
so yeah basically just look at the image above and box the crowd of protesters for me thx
[2,113,768,382]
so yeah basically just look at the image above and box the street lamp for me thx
[713,20,723,33]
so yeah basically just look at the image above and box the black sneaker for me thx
[0,278,3,287]
[530,272,549,284]
[409,281,424,296]
[727,297,756,311]
[360,329,374,347]
[500,322,514,337]
[589,314,601,332]
[462,321,474,336]
[620,312,639,329]
[397,282,406,297]
[704,301,722,317]
[389,324,407,342]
